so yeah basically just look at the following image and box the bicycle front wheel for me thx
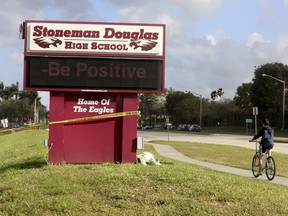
[265,156,276,181]
[252,154,259,178]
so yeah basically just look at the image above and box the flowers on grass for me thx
[137,152,161,165]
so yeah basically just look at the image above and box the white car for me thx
[189,124,201,132]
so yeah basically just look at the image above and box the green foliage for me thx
[251,63,288,128]
[0,82,47,122]
[165,90,202,125]
[173,98,197,123]
[0,82,19,100]
[0,100,19,120]
[211,88,224,101]
[138,93,166,125]
[234,83,252,112]
[19,90,41,106]
[165,90,191,116]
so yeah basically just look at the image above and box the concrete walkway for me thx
[152,143,288,187]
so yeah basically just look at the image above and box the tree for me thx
[0,81,48,124]
[0,100,19,120]
[19,90,42,123]
[173,98,198,124]
[211,88,224,101]
[234,83,253,113]
[1,83,19,100]
[138,93,165,126]
[165,90,192,117]
[217,88,224,98]
[211,90,217,101]
[165,89,203,125]
[250,62,288,129]
[0,82,3,101]
[19,90,40,105]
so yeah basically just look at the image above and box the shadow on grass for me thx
[0,158,47,174]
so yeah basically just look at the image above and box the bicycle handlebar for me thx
[249,140,259,142]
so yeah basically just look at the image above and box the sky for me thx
[2,0,288,107]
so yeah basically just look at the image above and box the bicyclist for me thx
[249,119,274,176]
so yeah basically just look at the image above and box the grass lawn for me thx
[1,130,288,215]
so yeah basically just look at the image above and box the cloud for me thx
[9,51,23,65]
[246,32,270,47]
[166,36,256,98]
[169,0,222,19]
[112,0,222,21]
[0,1,46,47]
[2,0,288,102]
[206,34,217,46]
[0,0,97,48]
[48,0,96,21]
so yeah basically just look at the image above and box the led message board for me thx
[25,56,163,91]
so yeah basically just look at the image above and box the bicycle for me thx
[250,140,276,181]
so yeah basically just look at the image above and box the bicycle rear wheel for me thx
[252,154,259,177]
[265,156,276,181]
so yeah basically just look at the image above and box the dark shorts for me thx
[261,144,273,154]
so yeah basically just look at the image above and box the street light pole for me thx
[262,73,285,134]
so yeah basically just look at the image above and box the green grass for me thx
[1,130,288,215]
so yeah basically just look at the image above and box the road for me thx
[137,130,288,155]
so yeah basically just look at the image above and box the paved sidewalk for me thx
[152,144,288,187]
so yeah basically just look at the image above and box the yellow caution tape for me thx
[0,128,14,133]
[49,111,139,125]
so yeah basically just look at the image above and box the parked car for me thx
[8,122,20,128]
[164,123,173,129]
[177,124,190,131]
[189,124,201,132]
[154,124,163,129]
[143,125,152,130]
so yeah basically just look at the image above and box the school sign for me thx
[21,20,165,164]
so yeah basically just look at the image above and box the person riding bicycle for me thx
[249,119,274,176]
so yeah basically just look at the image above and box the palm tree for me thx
[19,90,40,105]
[217,88,224,99]
[1,82,19,100]
[19,90,42,123]
[0,82,4,101]
[211,88,224,101]
[211,90,218,101]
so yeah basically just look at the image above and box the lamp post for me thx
[262,73,285,134]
